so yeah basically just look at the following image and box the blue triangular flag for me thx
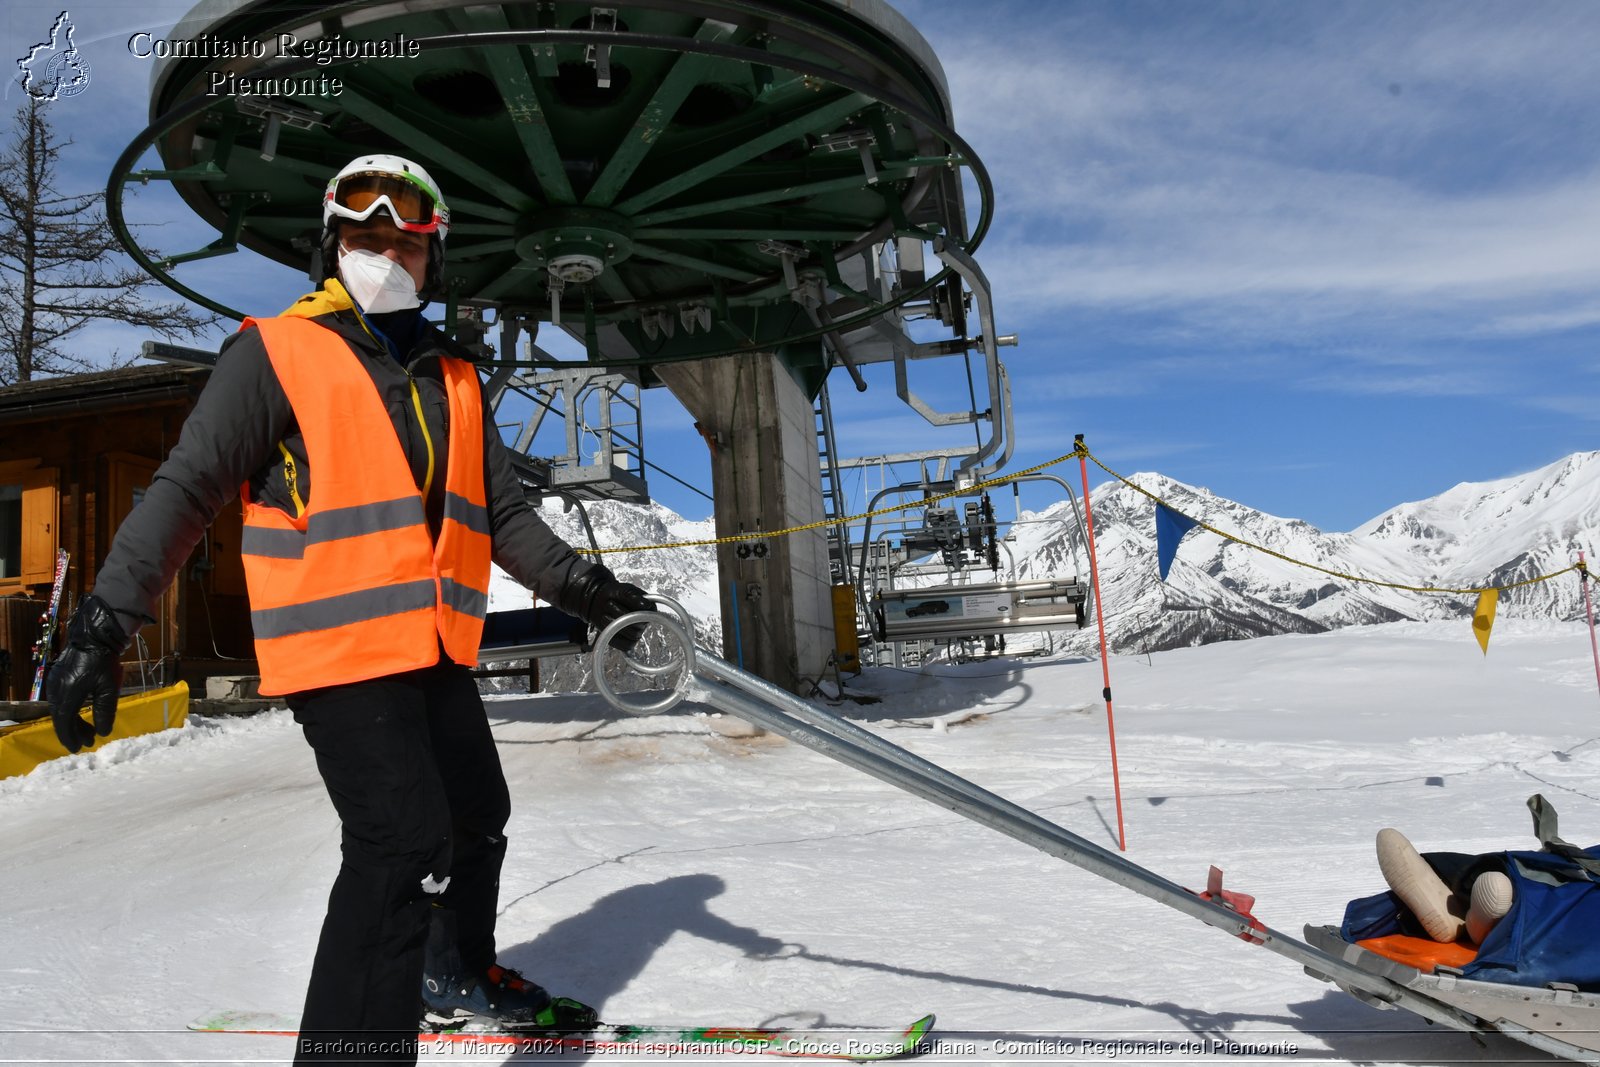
[1155,503,1201,581]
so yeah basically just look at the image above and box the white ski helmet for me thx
[320,153,450,297]
[323,153,450,238]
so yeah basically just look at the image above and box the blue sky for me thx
[6,0,1599,532]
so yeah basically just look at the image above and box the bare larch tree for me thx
[0,98,215,385]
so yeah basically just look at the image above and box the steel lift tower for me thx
[110,0,1002,692]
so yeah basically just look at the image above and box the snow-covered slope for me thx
[7,620,1600,1066]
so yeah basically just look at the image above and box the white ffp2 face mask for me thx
[338,245,422,313]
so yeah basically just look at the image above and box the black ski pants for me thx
[288,661,511,1064]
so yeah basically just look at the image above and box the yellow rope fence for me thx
[588,440,1588,599]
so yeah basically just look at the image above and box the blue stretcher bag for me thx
[1341,795,1600,992]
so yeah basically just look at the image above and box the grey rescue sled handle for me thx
[591,598,1598,1064]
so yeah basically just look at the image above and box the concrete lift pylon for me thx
[108,0,1011,693]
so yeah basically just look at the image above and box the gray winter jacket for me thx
[91,292,599,641]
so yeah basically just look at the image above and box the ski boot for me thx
[422,962,597,1031]
[420,907,597,1032]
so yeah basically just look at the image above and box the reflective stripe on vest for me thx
[238,316,491,695]
[239,497,428,559]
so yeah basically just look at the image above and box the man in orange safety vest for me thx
[48,154,653,1064]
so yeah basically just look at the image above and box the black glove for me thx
[558,564,655,653]
[47,595,127,754]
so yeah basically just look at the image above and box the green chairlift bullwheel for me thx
[108,0,992,380]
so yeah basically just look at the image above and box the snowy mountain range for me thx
[1012,450,1600,653]
[485,498,720,691]
[491,451,1600,678]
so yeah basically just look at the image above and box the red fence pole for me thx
[1582,553,1600,706]
[1076,436,1127,851]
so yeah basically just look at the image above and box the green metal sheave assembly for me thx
[109,0,992,380]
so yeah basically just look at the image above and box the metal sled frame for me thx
[592,597,1600,1064]
[1301,924,1600,1062]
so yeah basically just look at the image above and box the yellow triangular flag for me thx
[1473,588,1499,655]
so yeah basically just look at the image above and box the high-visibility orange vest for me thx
[238,316,492,695]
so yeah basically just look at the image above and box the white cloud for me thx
[919,2,1600,348]
[979,153,1600,334]
[1477,303,1600,339]
[1521,395,1600,420]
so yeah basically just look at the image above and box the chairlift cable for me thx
[640,456,713,504]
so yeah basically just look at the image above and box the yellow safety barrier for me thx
[0,681,189,780]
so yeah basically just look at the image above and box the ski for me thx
[188,1009,935,1061]
[29,549,70,701]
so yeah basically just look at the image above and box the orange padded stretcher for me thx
[1356,934,1479,974]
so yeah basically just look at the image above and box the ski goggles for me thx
[325,172,448,234]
